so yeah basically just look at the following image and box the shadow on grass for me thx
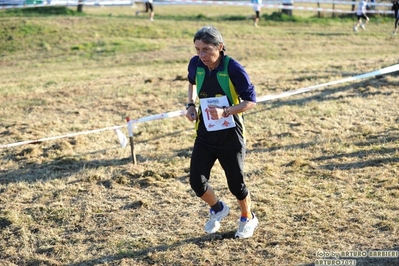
[248,126,399,171]
[55,244,399,265]
[306,32,351,36]
[312,144,399,170]
[0,126,195,185]
[67,230,241,266]
[0,153,133,185]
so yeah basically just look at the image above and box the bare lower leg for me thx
[200,186,218,207]
[238,193,253,219]
[355,19,361,28]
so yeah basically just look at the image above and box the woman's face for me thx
[194,40,223,69]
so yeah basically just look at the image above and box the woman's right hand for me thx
[186,106,197,121]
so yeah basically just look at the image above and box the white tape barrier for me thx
[0,0,393,6]
[155,0,393,14]
[257,64,399,102]
[1,64,398,149]
[127,110,186,124]
[290,0,392,7]
[247,0,393,7]
[0,125,126,148]
[0,111,185,149]
[0,0,133,8]
[0,0,394,14]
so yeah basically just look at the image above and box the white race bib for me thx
[199,96,236,132]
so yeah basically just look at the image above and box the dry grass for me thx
[0,5,399,266]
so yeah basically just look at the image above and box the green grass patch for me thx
[0,6,83,17]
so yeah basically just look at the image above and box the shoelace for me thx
[208,211,220,222]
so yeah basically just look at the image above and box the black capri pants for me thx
[145,2,153,12]
[357,13,368,20]
[189,141,249,201]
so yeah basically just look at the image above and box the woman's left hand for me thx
[208,106,224,120]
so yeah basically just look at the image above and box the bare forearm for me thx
[186,83,198,121]
[227,100,256,115]
[187,83,197,103]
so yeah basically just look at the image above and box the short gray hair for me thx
[193,26,226,51]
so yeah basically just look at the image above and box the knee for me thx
[190,174,208,197]
[231,186,249,201]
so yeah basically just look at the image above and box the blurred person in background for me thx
[135,0,154,21]
[392,0,399,35]
[353,0,369,32]
[185,26,258,239]
[251,0,262,27]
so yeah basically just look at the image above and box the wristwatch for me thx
[185,103,196,110]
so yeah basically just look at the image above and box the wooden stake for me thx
[126,117,137,165]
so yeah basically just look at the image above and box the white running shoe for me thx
[204,201,230,234]
[360,24,365,30]
[353,26,358,32]
[235,213,259,239]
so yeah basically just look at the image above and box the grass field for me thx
[0,4,399,266]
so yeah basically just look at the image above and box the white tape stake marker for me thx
[114,128,128,148]
[126,117,137,164]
